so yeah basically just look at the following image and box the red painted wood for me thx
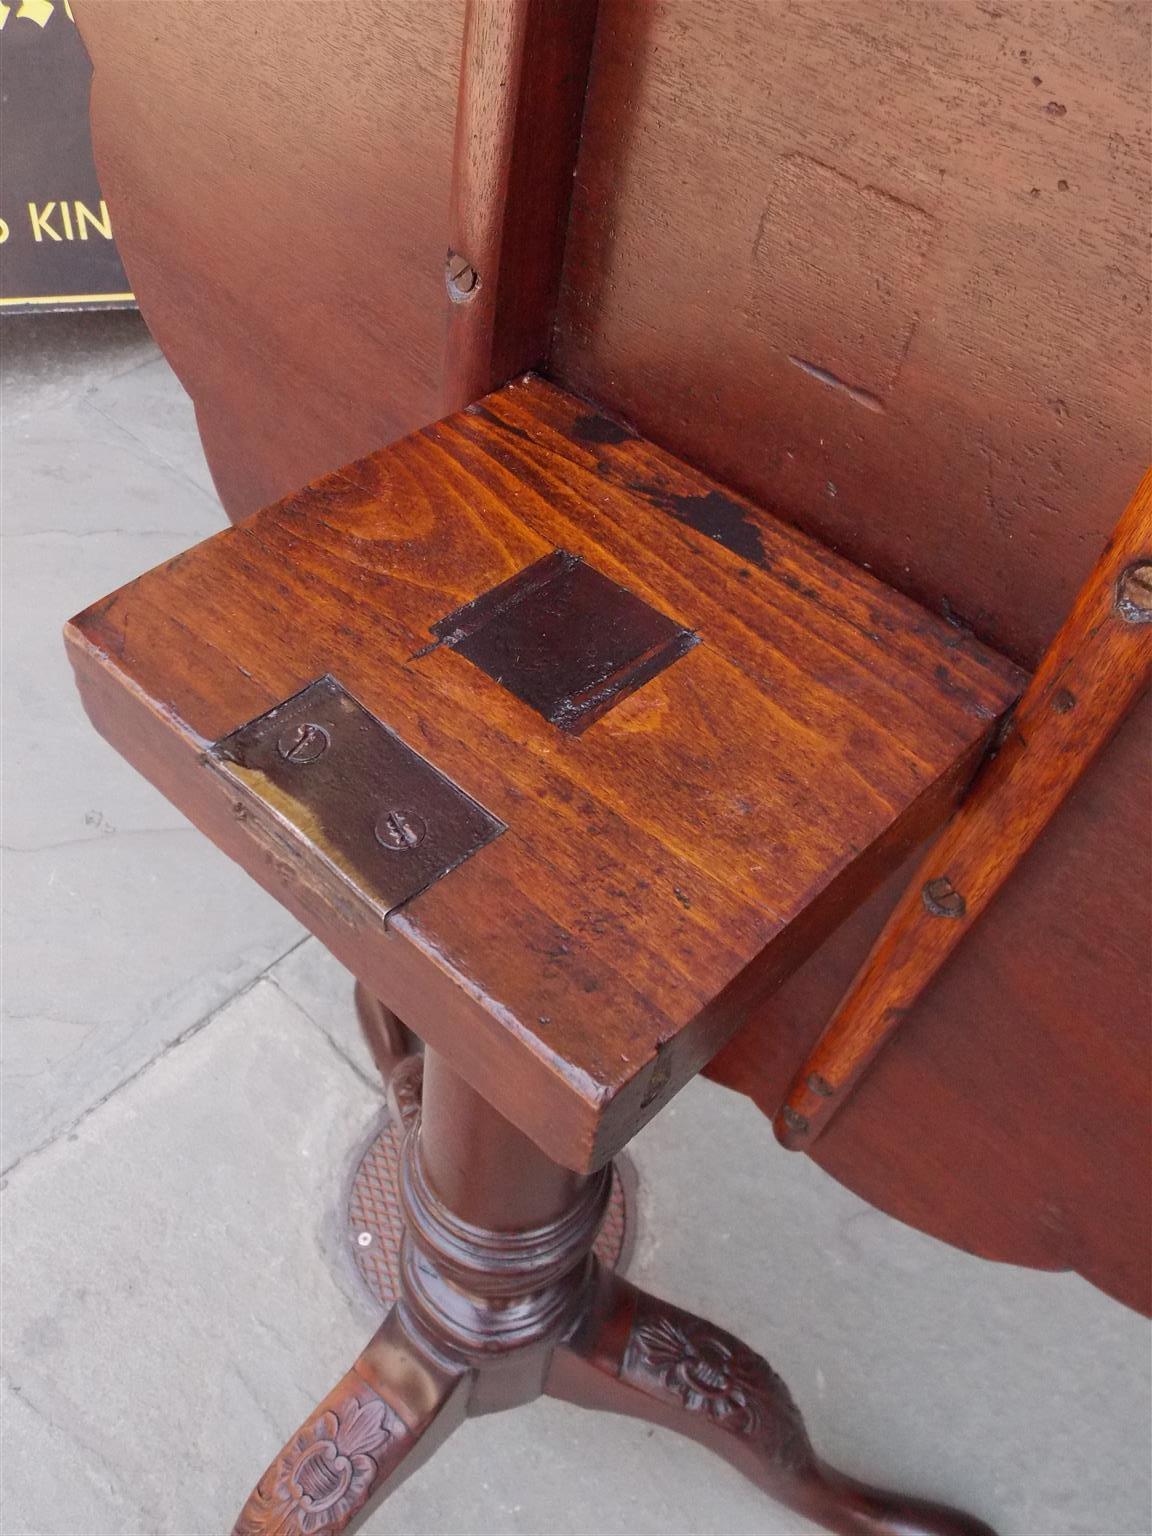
[233,1046,996,1536]
[75,0,596,519]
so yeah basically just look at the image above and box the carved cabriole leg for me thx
[232,1309,468,1536]
[547,1267,996,1536]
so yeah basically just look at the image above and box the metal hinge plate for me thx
[211,675,504,918]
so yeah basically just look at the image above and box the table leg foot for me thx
[547,1267,997,1536]
[232,1307,468,1536]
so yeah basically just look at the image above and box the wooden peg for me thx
[776,468,1152,1148]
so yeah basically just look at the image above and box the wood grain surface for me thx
[556,0,1150,668]
[71,0,1152,1306]
[445,0,599,408]
[66,378,1019,1172]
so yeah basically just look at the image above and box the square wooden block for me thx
[66,377,1022,1169]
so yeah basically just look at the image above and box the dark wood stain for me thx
[637,485,769,569]
[231,1047,992,1536]
[570,411,636,446]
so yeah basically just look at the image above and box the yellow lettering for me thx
[59,202,74,239]
[15,0,54,26]
[75,200,113,241]
[28,203,61,242]
[0,219,8,244]
[0,0,75,28]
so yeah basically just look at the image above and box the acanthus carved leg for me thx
[232,1309,468,1536]
[547,1267,997,1536]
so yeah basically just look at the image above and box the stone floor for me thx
[1,312,1149,1536]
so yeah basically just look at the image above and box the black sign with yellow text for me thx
[0,0,134,311]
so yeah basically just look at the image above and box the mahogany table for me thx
[65,1,1151,1531]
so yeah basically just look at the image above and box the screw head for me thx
[276,722,330,764]
[922,875,967,919]
[1115,561,1152,624]
[445,249,480,304]
[374,808,427,852]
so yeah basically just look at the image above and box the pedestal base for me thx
[349,1116,634,1309]
[232,1041,999,1536]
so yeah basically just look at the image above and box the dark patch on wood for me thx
[776,568,823,602]
[570,411,635,446]
[635,483,769,568]
[921,875,967,919]
[430,551,698,734]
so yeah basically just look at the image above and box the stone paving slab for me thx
[1,982,381,1535]
[1,324,303,1170]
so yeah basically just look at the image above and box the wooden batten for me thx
[444,0,600,410]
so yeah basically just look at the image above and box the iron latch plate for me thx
[211,676,504,918]
[426,550,698,733]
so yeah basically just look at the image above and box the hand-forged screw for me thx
[375,808,427,852]
[922,874,967,919]
[1115,561,1152,624]
[276,722,330,764]
[445,249,481,304]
